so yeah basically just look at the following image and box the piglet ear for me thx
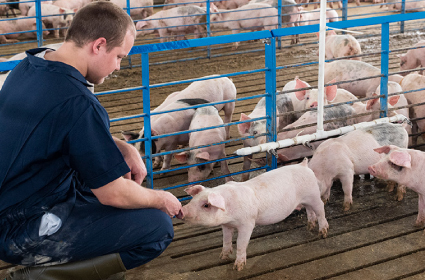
[388,95,400,106]
[196,151,210,161]
[373,145,391,154]
[366,98,378,110]
[325,83,337,102]
[327,30,337,36]
[389,151,411,168]
[300,157,309,166]
[184,185,205,196]
[295,78,308,101]
[208,192,226,211]
[238,113,252,134]
[174,152,189,163]
[277,153,290,162]
[136,21,147,29]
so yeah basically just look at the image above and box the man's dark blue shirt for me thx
[0,48,130,221]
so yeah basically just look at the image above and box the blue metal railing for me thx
[0,0,418,61]
[1,11,424,191]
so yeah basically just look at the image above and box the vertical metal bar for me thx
[342,0,348,22]
[400,0,405,33]
[126,0,133,68]
[142,53,154,188]
[277,0,282,49]
[207,0,211,58]
[316,0,327,132]
[35,0,43,46]
[380,22,389,118]
[265,37,277,170]
[126,0,131,15]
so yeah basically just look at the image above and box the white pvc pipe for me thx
[316,0,328,132]
[234,114,408,156]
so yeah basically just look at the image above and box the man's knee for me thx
[119,209,174,269]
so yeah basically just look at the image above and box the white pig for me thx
[249,0,301,44]
[163,0,206,9]
[319,30,362,60]
[309,123,408,211]
[398,40,425,75]
[299,8,339,26]
[177,158,329,271]
[122,77,236,171]
[237,94,297,181]
[53,0,92,11]
[328,88,358,105]
[237,77,321,181]
[19,0,52,16]
[368,145,425,230]
[324,60,403,97]
[216,0,251,9]
[136,5,206,42]
[27,4,76,38]
[400,73,425,145]
[0,17,49,44]
[174,106,232,183]
[110,0,154,19]
[281,77,336,111]
[389,0,425,12]
[373,82,409,120]
[210,3,278,49]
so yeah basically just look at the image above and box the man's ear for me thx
[92,37,107,54]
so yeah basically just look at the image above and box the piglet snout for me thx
[368,166,377,176]
[176,209,184,219]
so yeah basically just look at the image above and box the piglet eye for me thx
[203,203,210,208]
[388,160,403,172]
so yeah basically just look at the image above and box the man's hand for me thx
[159,191,183,218]
[113,136,147,184]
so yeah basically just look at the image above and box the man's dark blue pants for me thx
[0,191,174,270]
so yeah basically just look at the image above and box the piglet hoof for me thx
[396,185,406,201]
[343,202,352,212]
[219,249,233,260]
[319,228,328,238]
[415,219,425,228]
[386,181,396,192]
[307,220,317,231]
[233,259,246,271]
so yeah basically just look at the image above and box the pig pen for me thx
[2,9,425,280]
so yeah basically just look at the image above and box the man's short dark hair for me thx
[65,1,136,51]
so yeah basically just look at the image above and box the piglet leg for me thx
[234,224,255,271]
[220,225,235,260]
[415,194,425,227]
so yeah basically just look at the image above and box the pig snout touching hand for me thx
[309,123,408,211]
[368,145,425,228]
[178,158,329,271]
